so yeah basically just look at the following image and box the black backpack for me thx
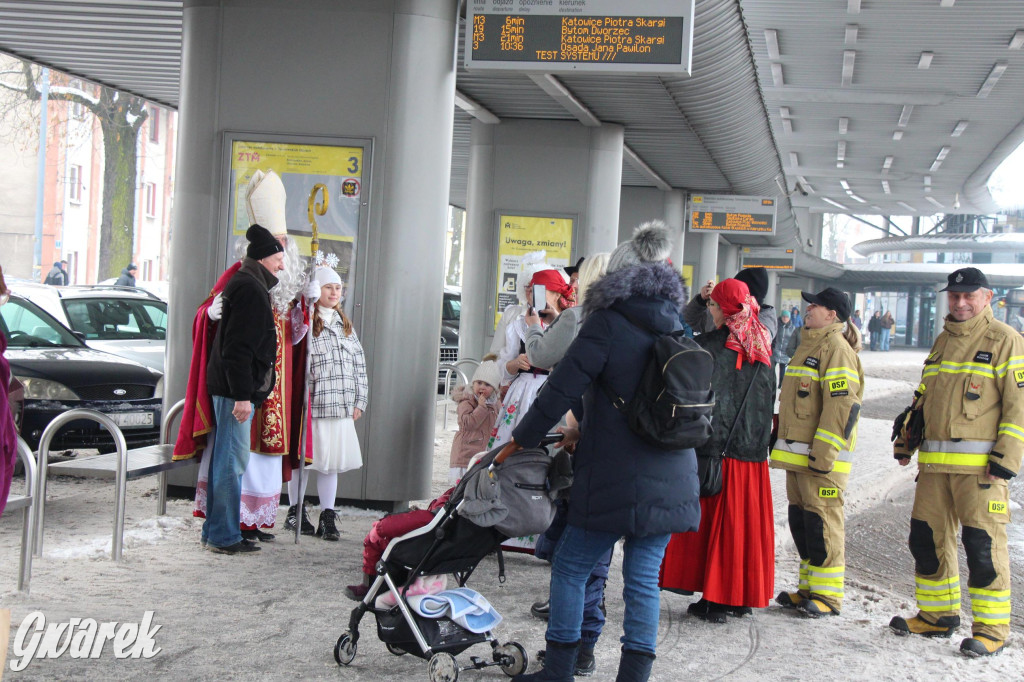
[601,310,715,450]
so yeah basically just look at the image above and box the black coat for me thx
[868,315,882,332]
[206,258,279,404]
[694,328,776,463]
[114,267,136,287]
[513,262,701,538]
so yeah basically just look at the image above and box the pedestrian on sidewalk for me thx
[868,310,882,351]
[880,311,894,351]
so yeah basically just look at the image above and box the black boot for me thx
[317,508,340,541]
[284,504,299,531]
[513,640,579,681]
[284,504,316,535]
[615,648,655,682]
[574,645,596,676]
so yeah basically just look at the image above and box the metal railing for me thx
[14,436,36,592]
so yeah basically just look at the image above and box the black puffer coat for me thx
[693,327,776,463]
[513,262,701,538]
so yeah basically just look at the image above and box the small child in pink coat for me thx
[449,358,502,484]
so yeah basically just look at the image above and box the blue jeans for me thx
[881,328,891,351]
[547,524,670,655]
[203,395,253,548]
[537,503,612,646]
[870,331,880,351]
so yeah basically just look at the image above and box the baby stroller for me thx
[334,435,569,682]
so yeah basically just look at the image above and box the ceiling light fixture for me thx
[1010,30,1024,50]
[882,155,894,171]
[823,197,848,210]
[789,152,800,167]
[782,118,793,134]
[881,180,891,194]
[918,51,934,69]
[780,106,791,119]
[950,120,969,137]
[837,161,845,169]
[898,105,914,127]
[977,62,1008,98]
[893,131,904,141]
[837,141,847,161]
[848,193,867,203]
[897,201,917,212]
[924,175,932,192]
[939,0,956,7]
[765,29,780,59]
[771,62,785,87]
[842,50,856,86]
[845,25,859,45]
[840,179,851,191]
[839,117,849,134]
[848,0,861,14]
[925,196,944,209]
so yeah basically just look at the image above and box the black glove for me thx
[891,406,912,442]
[988,459,1015,480]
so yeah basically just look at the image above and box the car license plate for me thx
[107,411,154,429]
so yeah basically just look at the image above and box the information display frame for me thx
[465,0,695,75]
[218,132,373,308]
[688,194,778,236]
[491,211,576,329]
[740,247,795,271]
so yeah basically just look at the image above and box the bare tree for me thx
[0,58,148,279]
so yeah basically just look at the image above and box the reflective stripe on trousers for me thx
[808,564,844,599]
[770,440,853,473]
[915,575,961,613]
[970,587,1011,626]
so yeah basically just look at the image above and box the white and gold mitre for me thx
[245,169,288,236]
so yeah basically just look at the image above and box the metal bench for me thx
[33,399,190,561]
[6,436,37,592]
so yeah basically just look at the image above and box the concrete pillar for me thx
[934,287,948,342]
[766,271,779,311]
[580,124,624,259]
[462,119,623,358]
[167,0,458,507]
[696,232,719,293]
[664,189,686,269]
[720,243,739,278]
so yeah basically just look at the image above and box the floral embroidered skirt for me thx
[194,440,283,530]
[487,372,548,449]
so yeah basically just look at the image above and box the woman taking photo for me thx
[771,287,863,618]
[659,278,776,623]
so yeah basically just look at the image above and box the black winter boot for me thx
[513,640,579,681]
[284,504,317,535]
[317,508,340,541]
[615,648,656,682]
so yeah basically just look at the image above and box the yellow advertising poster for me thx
[227,139,366,284]
[781,288,802,315]
[681,264,694,288]
[495,215,573,328]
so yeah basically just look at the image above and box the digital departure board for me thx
[741,248,795,271]
[688,194,778,236]
[465,0,694,75]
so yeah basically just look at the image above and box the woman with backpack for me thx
[771,287,863,619]
[499,222,701,682]
[659,278,776,623]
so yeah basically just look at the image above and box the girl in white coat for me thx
[301,266,368,541]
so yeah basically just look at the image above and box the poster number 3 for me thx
[347,156,359,173]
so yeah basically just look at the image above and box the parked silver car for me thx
[16,284,167,372]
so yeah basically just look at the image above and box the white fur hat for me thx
[245,169,288,236]
[607,220,672,273]
[314,266,342,288]
[471,360,502,393]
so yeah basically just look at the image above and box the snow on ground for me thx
[2,348,1024,680]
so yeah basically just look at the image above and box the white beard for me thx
[234,235,308,314]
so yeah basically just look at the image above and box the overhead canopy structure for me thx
[1,0,1023,252]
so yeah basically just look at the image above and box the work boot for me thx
[889,614,959,638]
[513,640,579,681]
[960,634,1005,657]
[614,648,656,682]
[285,504,316,535]
[774,591,804,609]
[317,508,340,541]
[530,599,551,621]
[687,598,727,624]
[797,597,840,618]
[345,574,372,602]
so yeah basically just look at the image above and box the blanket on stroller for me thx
[408,588,503,634]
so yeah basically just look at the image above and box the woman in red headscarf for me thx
[489,267,574,450]
[659,278,777,623]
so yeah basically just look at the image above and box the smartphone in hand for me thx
[532,284,547,312]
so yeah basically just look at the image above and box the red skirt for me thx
[659,457,774,608]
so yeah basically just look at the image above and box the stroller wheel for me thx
[334,632,357,666]
[495,642,529,677]
[427,651,459,682]
[385,642,408,656]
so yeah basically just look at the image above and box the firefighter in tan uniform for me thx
[890,267,1024,657]
[771,288,863,618]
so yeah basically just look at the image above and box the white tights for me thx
[287,471,339,511]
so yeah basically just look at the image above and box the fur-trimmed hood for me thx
[583,261,685,316]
